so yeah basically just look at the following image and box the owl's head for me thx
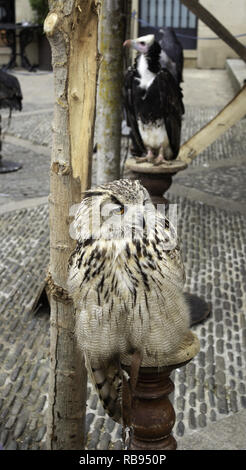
[72,179,156,242]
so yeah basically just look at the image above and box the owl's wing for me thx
[85,354,122,424]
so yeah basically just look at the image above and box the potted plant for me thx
[29,0,52,70]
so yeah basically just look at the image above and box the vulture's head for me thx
[123,34,155,54]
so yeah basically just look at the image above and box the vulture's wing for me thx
[159,28,184,83]
[157,69,184,158]
[123,66,145,156]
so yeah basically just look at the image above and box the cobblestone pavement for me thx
[0,141,50,204]
[0,205,49,450]
[0,70,246,450]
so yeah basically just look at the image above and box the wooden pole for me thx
[96,0,126,185]
[179,84,246,164]
[44,0,100,450]
[180,0,246,62]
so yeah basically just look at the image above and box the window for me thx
[139,0,197,49]
[0,0,15,23]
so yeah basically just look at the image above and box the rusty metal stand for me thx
[125,158,211,326]
[123,364,178,449]
[121,331,200,450]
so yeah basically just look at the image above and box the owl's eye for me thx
[140,41,145,46]
[113,206,125,216]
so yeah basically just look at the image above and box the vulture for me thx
[123,34,184,164]
[0,69,23,116]
[158,27,184,84]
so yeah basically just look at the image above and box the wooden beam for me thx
[180,0,246,62]
[179,84,246,164]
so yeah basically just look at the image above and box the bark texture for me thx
[44,0,100,450]
[96,0,127,184]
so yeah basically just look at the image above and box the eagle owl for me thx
[67,179,190,423]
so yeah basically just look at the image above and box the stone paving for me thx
[0,205,49,450]
[0,69,246,450]
[0,141,50,203]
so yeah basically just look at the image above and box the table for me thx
[0,22,41,71]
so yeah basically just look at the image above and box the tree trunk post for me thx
[95,0,127,185]
[44,0,100,450]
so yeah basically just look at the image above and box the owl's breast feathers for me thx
[68,218,185,313]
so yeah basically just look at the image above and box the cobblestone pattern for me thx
[173,165,246,202]
[181,107,246,168]
[0,205,49,450]
[3,111,53,148]
[170,195,246,442]
[0,142,50,204]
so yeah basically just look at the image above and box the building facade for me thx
[131,0,246,68]
[0,1,246,69]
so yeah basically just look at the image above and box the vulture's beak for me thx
[123,39,132,48]
[123,39,147,53]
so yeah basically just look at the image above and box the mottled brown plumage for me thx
[67,179,190,423]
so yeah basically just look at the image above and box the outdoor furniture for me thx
[0,22,41,71]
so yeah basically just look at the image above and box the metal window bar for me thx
[186,1,190,28]
[138,0,198,49]
[164,0,166,25]
[179,0,182,27]
[171,0,174,27]
[147,0,150,23]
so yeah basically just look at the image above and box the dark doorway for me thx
[0,0,15,23]
[138,0,198,49]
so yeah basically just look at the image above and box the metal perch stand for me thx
[121,331,200,450]
[0,114,22,173]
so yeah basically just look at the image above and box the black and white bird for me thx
[0,69,23,116]
[158,27,184,84]
[123,34,184,165]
